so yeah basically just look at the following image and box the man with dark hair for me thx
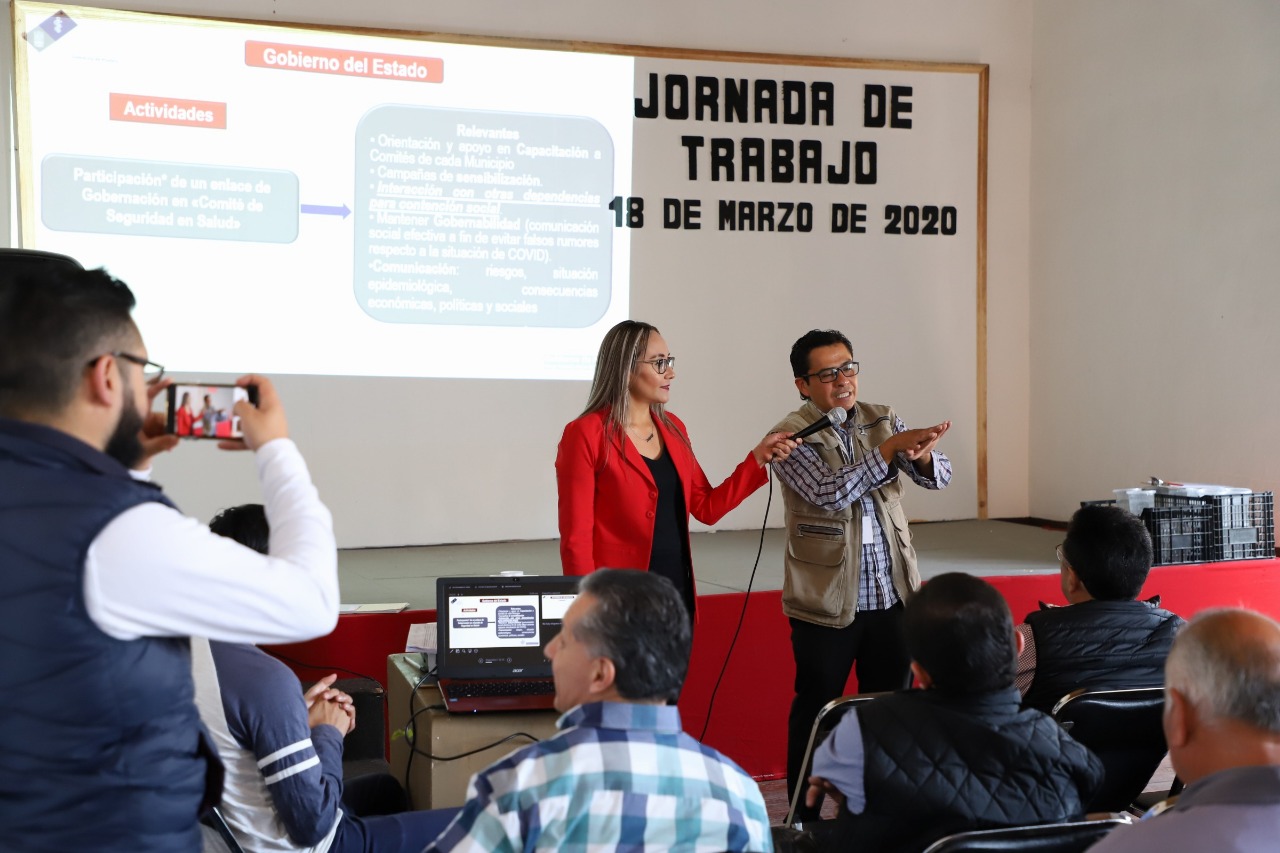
[804,573,1102,852]
[426,569,773,852]
[0,259,339,852]
[195,504,445,853]
[1018,504,1185,713]
[770,328,952,818]
[1089,608,1280,852]
[210,502,272,553]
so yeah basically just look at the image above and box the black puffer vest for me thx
[833,688,1102,853]
[1022,598,1184,713]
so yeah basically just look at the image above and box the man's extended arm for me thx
[773,415,950,512]
[887,415,952,490]
[216,643,347,848]
[84,437,338,643]
[86,374,338,644]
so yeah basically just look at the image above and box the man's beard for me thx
[104,378,145,469]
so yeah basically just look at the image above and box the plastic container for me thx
[1142,504,1213,566]
[1113,489,1156,515]
[1152,491,1275,562]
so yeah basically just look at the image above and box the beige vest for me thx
[772,400,921,627]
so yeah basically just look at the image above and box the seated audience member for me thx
[426,569,773,852]
[1089,608,1280,852]
[1019,504,1185,712]
[194,503,450,853]
[0,260,338,852]
[805,572,1103,853]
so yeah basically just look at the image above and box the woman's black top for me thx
[643,448,695,617]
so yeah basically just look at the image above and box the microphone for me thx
[790,406,848,441]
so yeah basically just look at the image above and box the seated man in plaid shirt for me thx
[425,569,773,853]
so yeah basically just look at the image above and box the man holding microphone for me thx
[770,329,950,822]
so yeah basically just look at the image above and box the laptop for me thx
[435,575,580,713]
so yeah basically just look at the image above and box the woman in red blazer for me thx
[174,391,195,437]
[556,320,798,615]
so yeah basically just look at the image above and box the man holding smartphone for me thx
[0,254,340,853]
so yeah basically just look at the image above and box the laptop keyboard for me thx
[447,680,556,698]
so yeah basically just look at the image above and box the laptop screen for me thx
[435,575,580,679]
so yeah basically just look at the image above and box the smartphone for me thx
[166,383,258,440]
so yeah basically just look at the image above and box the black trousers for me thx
[786,603,911,821]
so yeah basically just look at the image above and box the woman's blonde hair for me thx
[581,320,684,448]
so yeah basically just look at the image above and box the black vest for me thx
[0,418,216,852]
[1022,599,1185,713]
[832,688,1103,853]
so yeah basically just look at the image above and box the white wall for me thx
[3,0,1034,545]
[1030,0,1280,519]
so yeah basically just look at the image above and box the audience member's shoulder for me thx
[681,732,754,773]
[471,727,571,789]
[1089,805,1224,853]
[209,643,301,697]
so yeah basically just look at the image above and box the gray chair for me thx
[919,817,1131,853]
[782,691,889,828]
[1051,686,1171,813]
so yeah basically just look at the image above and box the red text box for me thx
[245,41,443,83]
[109,93,227,129]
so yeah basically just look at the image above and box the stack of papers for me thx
[406,622,437,654]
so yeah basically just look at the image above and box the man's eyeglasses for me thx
[639,356,676,374]
[88,351,166,383]
[1055,543,1067,565]
[801,361,859,383]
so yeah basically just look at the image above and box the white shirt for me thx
[83,438,339,644]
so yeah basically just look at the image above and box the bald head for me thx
[1167,608,1280,733]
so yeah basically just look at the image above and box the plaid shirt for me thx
[425,701,773,853]
[772,410,951,610]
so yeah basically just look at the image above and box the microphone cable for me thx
[698,466,773,743]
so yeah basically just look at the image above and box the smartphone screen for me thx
[166,383,258,439]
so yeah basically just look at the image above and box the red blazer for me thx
[555,408,768,585]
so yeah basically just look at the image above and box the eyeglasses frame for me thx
[88,351,166,384]
[638,356,676,375]
[801,360,860,384]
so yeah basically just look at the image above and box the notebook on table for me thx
[435,574,580,713]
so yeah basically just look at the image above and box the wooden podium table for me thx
[385,653,560,809]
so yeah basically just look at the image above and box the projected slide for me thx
[354,106,612,327]
[14,4,634,379]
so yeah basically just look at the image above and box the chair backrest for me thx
[919,817,1130,853]
[0,248,83,277]
[1051,686,1167,812]
[783,691,889,828]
